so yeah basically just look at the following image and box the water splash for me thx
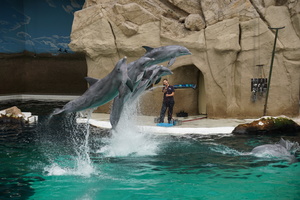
[209,143,245,156]
[98,102,160,157]
[43,109,95,177]
[44,157,94,176]
[99,129,159,157]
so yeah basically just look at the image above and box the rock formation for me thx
[232,116,300,135]
[69,0,300,118]
[0,106,38,124]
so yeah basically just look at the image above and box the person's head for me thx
[163,79,169,86]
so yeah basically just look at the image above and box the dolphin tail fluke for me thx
[278,138,300,153]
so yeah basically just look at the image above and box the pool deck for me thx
[77,113,257,135]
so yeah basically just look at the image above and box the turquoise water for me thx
[0,100,300,200]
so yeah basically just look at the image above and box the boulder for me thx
[0,107,38,137]
[184,14,205,31]
[232,116,300,135]
[0,106,38,124]
[4,106,23,117]
[167,0,202,14]
[200,0,259,25]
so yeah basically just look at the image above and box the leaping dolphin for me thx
[131,65,173,101]
[110,65,173,129]
[127,57,155,89]
[52,57,133,115]
[109,57,154,128]
[141,45,192,67]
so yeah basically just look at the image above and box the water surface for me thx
[0,100,299,200]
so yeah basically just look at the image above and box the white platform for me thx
[77,118,236,135]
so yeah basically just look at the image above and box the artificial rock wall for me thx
[69,0,300,118]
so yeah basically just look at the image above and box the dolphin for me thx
[110,65,173,129]
[127,57,155,89]
[141,45,192,67]
[109,57,154,128]
[131,65,173,101]
[250,138,299,163]
[52,57,133,115]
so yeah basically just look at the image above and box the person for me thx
[159,79,175,123]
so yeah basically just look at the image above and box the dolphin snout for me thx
[121,56,127,64]
[185,49,192,55]
[179,48,192,56]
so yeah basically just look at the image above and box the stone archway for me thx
[139,64,206,116]
[170,65,206,116]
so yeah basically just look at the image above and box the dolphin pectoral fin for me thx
[84,77,99,86]
[142,46,154,53]
[136,72,145,82]
[168,58,176,67]
[126,79,134,92]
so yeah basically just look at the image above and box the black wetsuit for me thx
[159,85,175,123]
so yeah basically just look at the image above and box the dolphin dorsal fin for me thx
[84,77,99,86]
[142,46,154,52]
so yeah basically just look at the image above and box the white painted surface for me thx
[77,118,234,135]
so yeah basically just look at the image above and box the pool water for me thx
[0,100,299,200]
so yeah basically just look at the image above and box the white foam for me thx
[44,160,95,177]
[98,129,159,157]
[97,104,161,157]
[209,144,243,156]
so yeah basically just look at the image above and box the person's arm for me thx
[166,92,174,97]
[166,86,174,97]
[166,86,175,97]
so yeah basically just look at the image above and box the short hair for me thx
[163,78,168,81]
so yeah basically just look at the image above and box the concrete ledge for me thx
[0,94,79,101]
[77,113,255,135]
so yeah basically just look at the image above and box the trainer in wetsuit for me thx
[159,79,175,123]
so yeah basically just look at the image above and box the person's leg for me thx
[159,102,167,123]
[167,101,174,123]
